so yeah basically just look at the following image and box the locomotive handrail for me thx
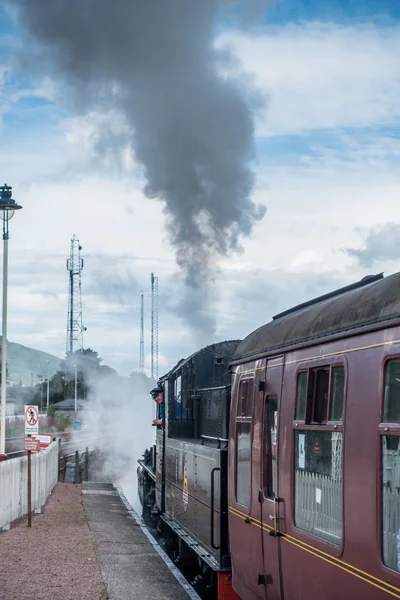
[200,435,228,449]
[210,467,221,550]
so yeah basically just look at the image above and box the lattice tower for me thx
[151,273,158,380]
[66,235,85,356]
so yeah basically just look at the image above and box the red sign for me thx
[34,434,52,447]
[24,437,40,452]
[31,434,53,454]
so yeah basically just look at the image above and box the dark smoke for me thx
[15,1,267,337]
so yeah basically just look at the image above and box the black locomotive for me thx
[137,340,240,596]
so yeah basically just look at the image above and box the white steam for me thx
[74,369,155,512]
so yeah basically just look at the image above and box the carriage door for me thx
[256,357,284,600]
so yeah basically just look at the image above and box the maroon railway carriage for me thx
[228,272,400,600]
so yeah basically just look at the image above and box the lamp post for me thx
[46,360,50,411]
[40,377,44,413]
[0,184,22,455]
[73,364,78,417]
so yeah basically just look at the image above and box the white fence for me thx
[295,471,343,544]
[0,442,58,530]
[383,487,400,571]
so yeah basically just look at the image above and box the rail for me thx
[200,435,228,448]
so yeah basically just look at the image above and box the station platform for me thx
[82,481,199,600]
[0,481,200,600]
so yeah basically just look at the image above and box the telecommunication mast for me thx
[66,235,86,356]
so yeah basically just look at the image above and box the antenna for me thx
[151,272,159,380]
[66,235,86,356]
[139,291,144,373]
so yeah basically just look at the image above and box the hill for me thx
[2,338,61,386]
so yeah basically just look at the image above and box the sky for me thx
[1,0,400,378]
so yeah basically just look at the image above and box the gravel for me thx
[0,483,107,600]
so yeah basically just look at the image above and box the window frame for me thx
[381,355,400,426]
[379,353,400,574]
[294,355,347,430]
[234,375,255,510]
[292,355,347,554]
[263,395,278,500]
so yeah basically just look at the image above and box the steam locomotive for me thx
[137,271,400,600]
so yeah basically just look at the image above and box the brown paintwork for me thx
[228,322,400,600]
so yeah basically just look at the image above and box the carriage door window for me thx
[235,378,254,507]
[264,397,278,499]
[294,365,345,545]
[381,359,400,572]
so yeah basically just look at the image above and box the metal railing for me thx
[58,447,94,484]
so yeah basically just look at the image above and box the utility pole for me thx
[73,364,78,417]
[139,291,144,373]
[151,273,159,381]
[46,360,50,411]
[40,378,43,413]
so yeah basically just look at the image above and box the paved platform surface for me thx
[0,483,105,600]
[82,481,196,600]
[0,481,198,600]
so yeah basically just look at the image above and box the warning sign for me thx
[24,437,40,452]
[32,434,52,454]
[24,405,39,435]
[183,465,188,511]
[313,439,320,453]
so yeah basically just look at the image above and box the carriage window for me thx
[383,360,400,423]
[312,368,330,424]
[235,378,254,507]
[294,430,343,544]
[294,362,345,545]
[382,435,400,571]
[264,397,278,499]
[330,367,345,421]
[296,365,345,424]
[296,372,308,420]
[236,422,252,507]
[237,379,254,417]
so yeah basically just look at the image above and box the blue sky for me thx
[266,0,400,23]
[1,1,400,376]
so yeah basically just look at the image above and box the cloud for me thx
[3,10,400,380]
[345,223,400,267]
[218,22,400,135]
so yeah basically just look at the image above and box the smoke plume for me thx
[15,1,267,336]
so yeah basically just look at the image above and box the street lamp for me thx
[73,364,78,417]
[46,360,50,411]
[0,184,22,455]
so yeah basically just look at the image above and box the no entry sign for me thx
[24,405,39,435]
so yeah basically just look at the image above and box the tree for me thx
[45,347,115,405]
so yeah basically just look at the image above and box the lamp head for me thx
[0,184,22,221]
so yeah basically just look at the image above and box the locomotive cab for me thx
[137,340,241,596]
